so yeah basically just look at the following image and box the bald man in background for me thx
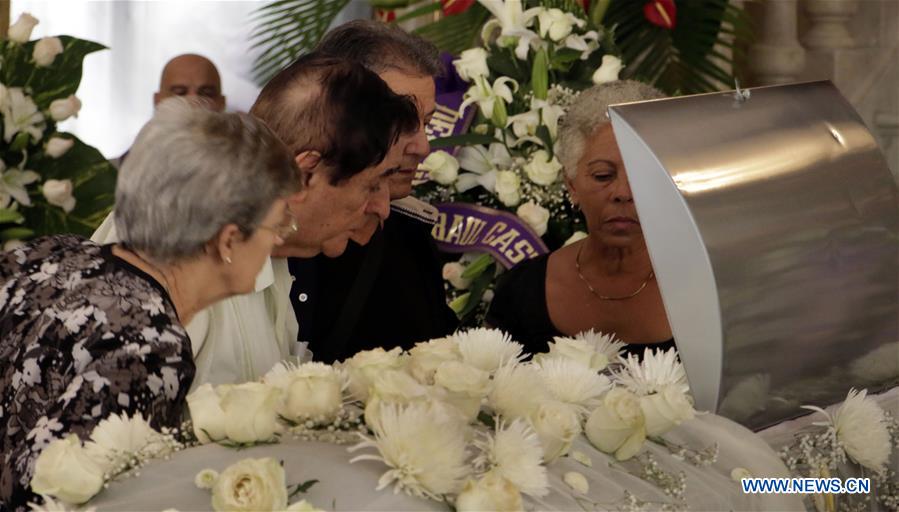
[153,53,226,111]
[112,54,225,168]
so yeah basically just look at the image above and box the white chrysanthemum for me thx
[27,495,95,512]
[349,402,470,500]
[805,388,891,472]
[84,412,169,473]
[452,328,524,373]
[474,418,548,497]
[573,329,626,362]
[536,358,611,413]
[614,347,690,396]
[488,362,551,419]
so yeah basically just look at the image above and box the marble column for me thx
[747,0,806,85]
[803,0,859,50]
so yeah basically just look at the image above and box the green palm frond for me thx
[413,3,490,55]
[249,0,351,85]
[604,0,751,94]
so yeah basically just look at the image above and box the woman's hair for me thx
[557,80,665,178]
[115,98,300,263]
[250,53,420,184]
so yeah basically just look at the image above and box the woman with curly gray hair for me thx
[488,80,674,359]
[0,98,300,508]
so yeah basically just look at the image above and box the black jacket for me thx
[289,206,458,363]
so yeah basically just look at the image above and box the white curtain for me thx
[10,0,370,159]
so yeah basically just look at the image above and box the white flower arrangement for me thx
[1,13,116,246]
[778,388,899,511]
[31,328,895,511]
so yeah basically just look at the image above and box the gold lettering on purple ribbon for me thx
[426,104,462,140]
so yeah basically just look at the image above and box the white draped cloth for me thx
[89,413,803,511]
[91,212,299,390]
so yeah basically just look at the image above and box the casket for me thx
[610,81,899,429]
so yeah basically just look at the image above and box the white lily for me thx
[456,141,512,193]
[536,8,584,42]
[461,75,518,127]
[593,55,624,85]
[3,87,45,143]
[0,167,40,206]
[479,0,542,60]
[564,30,601,60]
[507,99,565,146]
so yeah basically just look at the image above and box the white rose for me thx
[275,363,343,423]
[342,347,405,401]
[585,388,646,461]
[536,8,582,42]
[407,337,462,385]
[530,400,581,463]
[537,338,608,371]
[187,383,229,444]
[494,170,521,207]
[453,47,490,83]
[421,150,459,185]
[30,435,105,505]
[564,231,588,246]
[442,261,471,290]
[639,386,695,437]
[220,382,281,443]
[455,470,523,512]
[4,239,25,252]
[434,360,491,421]
[516,201,550,236]
[42,179,76,213]
[48,95,82,121]
[592,55,624,85]
[33,37,64,67]
[287,500,324,512]
[211,457,287,512]
[523,150,561,186]
[8,13,39,43]
[364,369,429,429]
[45,136,74,158]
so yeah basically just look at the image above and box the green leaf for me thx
[429,133,498,149]
[531,48,549,100]
[2,36,107,108]
[249,0,351,85]
[393,1,442,23]
[536,125,554,157]
[449,292,471,315]
[0,227,34,241]
[288,479,319,498]
[0,209,25,224]
[459,261,494,320]
[413,3,490,55]
[461,253,494,280]
[22,134,117,238]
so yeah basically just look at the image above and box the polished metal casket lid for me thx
[609,81,899,429]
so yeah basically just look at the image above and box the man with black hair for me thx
[289,20,459,363]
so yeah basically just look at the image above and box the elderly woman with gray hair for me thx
[0,99,299,507]
[488,80,674,359]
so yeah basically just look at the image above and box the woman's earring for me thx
[225,256,233,264]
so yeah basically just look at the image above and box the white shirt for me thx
[92,212,299,390]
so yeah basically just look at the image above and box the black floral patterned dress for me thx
[0,235,195,510]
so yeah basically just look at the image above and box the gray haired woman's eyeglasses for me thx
[257,211,298,239]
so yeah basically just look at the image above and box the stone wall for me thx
[746,0,898,179]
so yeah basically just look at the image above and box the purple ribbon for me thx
[417,53,477,183]
[431,203,549,269]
